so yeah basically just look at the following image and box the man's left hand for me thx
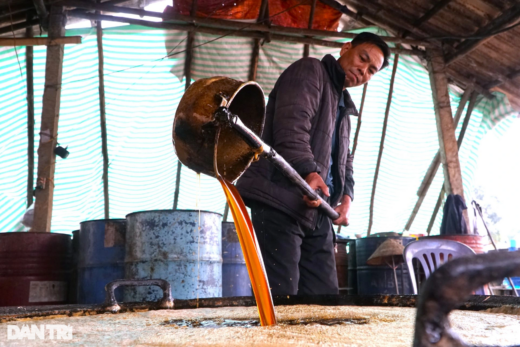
[332,195,351,226]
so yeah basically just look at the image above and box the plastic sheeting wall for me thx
[0,25,517,236]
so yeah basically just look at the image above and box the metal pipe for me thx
[215,107,340,221]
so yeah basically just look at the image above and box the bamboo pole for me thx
[0,18,40,35]
[32,5,66,232]
[223,203,229,222]
[367,55,399,236]
[26,23,34,208]
[303,0,317,58]
[96,6,110,219]
[404,85,473,230]
[427,188,444,235]
[351,83,368,156]
[248,0,267,82]
[173,0,198,210]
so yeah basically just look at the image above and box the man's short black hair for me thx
[351,32,390,70]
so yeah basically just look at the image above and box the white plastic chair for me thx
[404,239,479,295]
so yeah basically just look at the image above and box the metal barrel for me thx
[347,239,357,295]
[125,210,222,301]
[426,235,485,254]
[78,219,126,304]
[222,221,252,297]
[356,236,414,295]
[335,238,351,294]
[0,232,71,306]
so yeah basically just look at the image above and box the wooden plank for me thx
[0,36,82,46]
[404,85,473,231]
[367,55,399,236]
[31,6,66,232]
[351,83,367,156]
[427,49,470,232]
[26,24,35,208]
[303,0,317,58]
[96,14,110,219]
[445,3,520,65]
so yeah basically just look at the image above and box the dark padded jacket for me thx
[236,54,358,230]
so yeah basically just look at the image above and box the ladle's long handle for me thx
[225,111,340,221]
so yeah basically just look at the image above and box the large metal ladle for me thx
[172,77,339,220]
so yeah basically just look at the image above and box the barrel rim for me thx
[79,218,126,225]
[125,209,223,217]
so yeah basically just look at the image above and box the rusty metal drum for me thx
[0,232,71,306]
[222,221,252,297]
[78,219,127,304]
[125,210,222,301]
[172,77,265,182]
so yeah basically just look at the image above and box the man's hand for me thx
[332,195,351,226]
[303,172,329,208]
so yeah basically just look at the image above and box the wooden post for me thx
[303,0,317,58]
[96,7,110,219]
[427,188,445,235]
[367,55,399,236]
[248,0,268,82]
[404,85,473,230]
[26,23,34,208]
[351,83,368,156]
[32,5,66,232]
[427,49,471,231]
[426,92,478,235]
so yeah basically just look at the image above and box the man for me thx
[236,32,390,295]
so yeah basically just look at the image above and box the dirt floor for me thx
[1,304,519,346]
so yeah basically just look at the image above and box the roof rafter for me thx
[445,2,520,65]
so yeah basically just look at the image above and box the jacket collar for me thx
[321,54,359,117]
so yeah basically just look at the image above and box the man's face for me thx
[337,42,385,89]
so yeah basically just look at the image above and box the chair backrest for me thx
[404,239,476,294]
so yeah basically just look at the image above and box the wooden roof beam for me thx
[485,68,520,90]
[401,0,453,38]
[67,10,425,56]
[0,18,40,35]
[62,0,433,46]
[445,3,520,65]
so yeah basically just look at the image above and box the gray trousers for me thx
[251,202,339,296]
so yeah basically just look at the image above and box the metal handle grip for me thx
[103,279,174,313]
[226,112,341,221]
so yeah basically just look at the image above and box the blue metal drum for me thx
[78,219,126,304]
[124,210,222,301]
[222,221,252,297]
